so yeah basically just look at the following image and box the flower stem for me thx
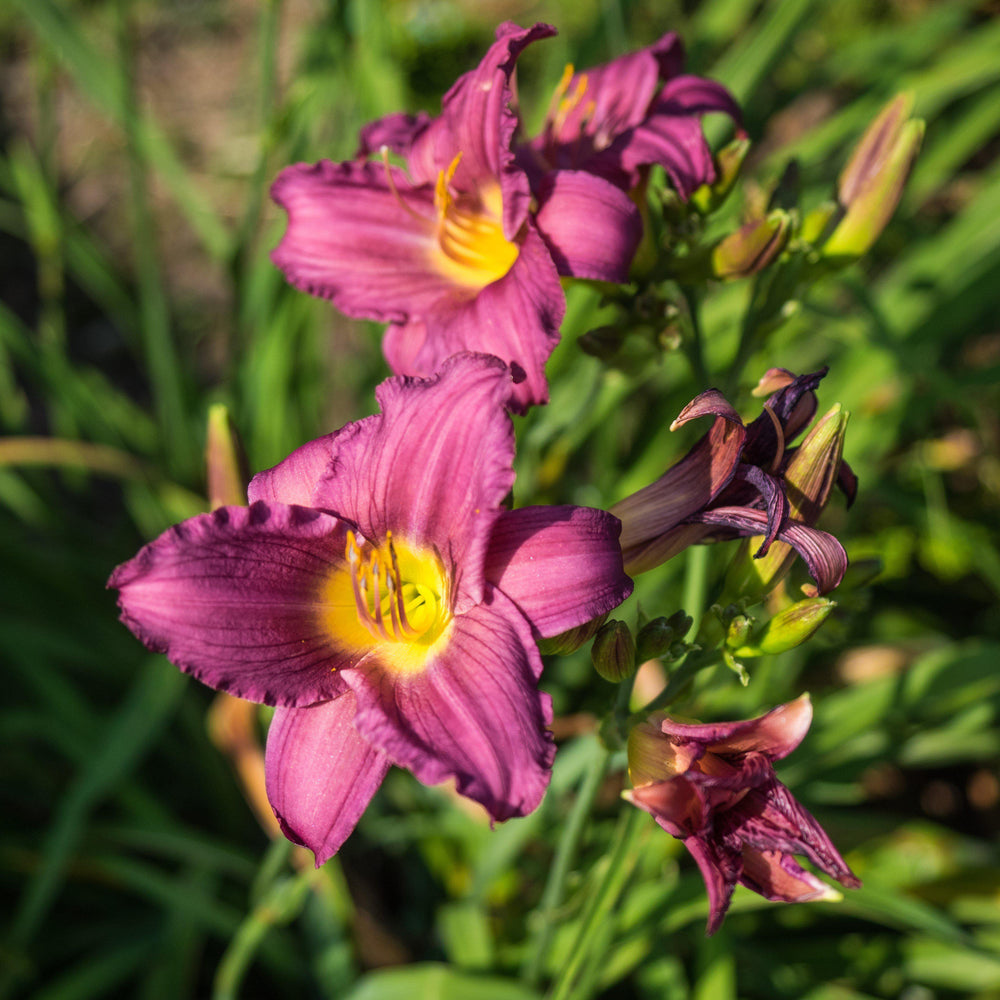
[546,807,648,1000]
[524,737,611,987]
[680,285,710,387]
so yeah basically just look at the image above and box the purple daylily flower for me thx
[626,695,860,934]
[109,354,633,863]
[609,368,853,593]
[517,31,742,199]
[271,23,642,414]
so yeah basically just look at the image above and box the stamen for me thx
[762,405,786,472]
[379,146,432,223]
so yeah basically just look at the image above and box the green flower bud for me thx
[711,211,790,279]
[635,616,674,662]
[800,200,838,246]
[591,619,636,683]
[538,613,608,656]
[733,597,836,657]
[691,137,750,214]
[823,94,924,260]
[205,404,248,510]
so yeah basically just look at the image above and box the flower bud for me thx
[635,616,674,662]
[591,619,636,683]
[711,211,790,279]
[800,200,838,246]
[538,612,608,656]
[824,94,924,260]
[205,404,248,509]
[578,325,626,362]
[691,136,750,214]
[733,597,836,657]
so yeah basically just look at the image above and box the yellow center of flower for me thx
[431,153,518,290]
[549,63,593,138]
[320,530,452,675]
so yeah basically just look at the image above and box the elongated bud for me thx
[591,619,636,682]
[539,613,608,656]
[734,597,836,657]
[711,211,790,279]
[751,404,850,590]
[824,94,924,260]
[691,136,750,214]
[205,404,248,509]
[800,200,838,245]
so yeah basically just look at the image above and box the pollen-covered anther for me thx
[431,152,518,289]
[344,530,449,646]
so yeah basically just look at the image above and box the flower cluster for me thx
[109,21,868,937]
[271,22,738,412]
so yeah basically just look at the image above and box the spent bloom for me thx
[109,354,632,862]
[271,23,642,413]
[610,368,853,593]
[626,695,860,934]
[517,31,742,199]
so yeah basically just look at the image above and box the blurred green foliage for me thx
[1,0,998,997]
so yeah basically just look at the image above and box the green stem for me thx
[680,284,710,387]
[682,543,710,640]
[546,808,647,1000]
[524,738,611,986]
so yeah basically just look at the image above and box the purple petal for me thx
[407,22,555,236]
[108,503,355,706]
[729,464,788,557]
[838,459,859,508]
[723,781,861,890]
[612,395,745,562]
[382,223,564,414]
[312,354,516,610]
[265,693,390,865]
[483,506,633,639]
[660,696,813,762]
[271,159,451,323]
[685,836,741,936]
[533,170,642,281]
[656,74,743,122]
[745,368,827,462]
[611,112,717,198]
[341,588,554,821]
[356,111,432,160]
[627,774,706,839]
[690,507,848,594]
[739,847,838,903]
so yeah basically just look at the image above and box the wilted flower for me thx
[610,368,852,593]
[109,355,632,863]
[625,695,860,934]
[517,32,741,200]
[272,23,642,413]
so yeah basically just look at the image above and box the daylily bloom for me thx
[517,31,742,199]
[272,23,642,414]
[109,354,633,862]
[625,695,860,934]
[609,368,853,593]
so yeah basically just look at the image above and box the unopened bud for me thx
[724,614,753,650]
[691,137,750,214]
[824,94,924,260]
[591,620,636,682]
[205,404,248,509]
[539,613,608,656]
[578,325,626,361]
[635,617,674,662]
[711,211,790,279]
[734,597,836,657]
[800,200,838,245]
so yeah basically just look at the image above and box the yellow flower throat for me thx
[320,531,451,675]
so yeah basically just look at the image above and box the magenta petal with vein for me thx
[342,589,555,821]
[110,354,632,862]
[266,693,391,864]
